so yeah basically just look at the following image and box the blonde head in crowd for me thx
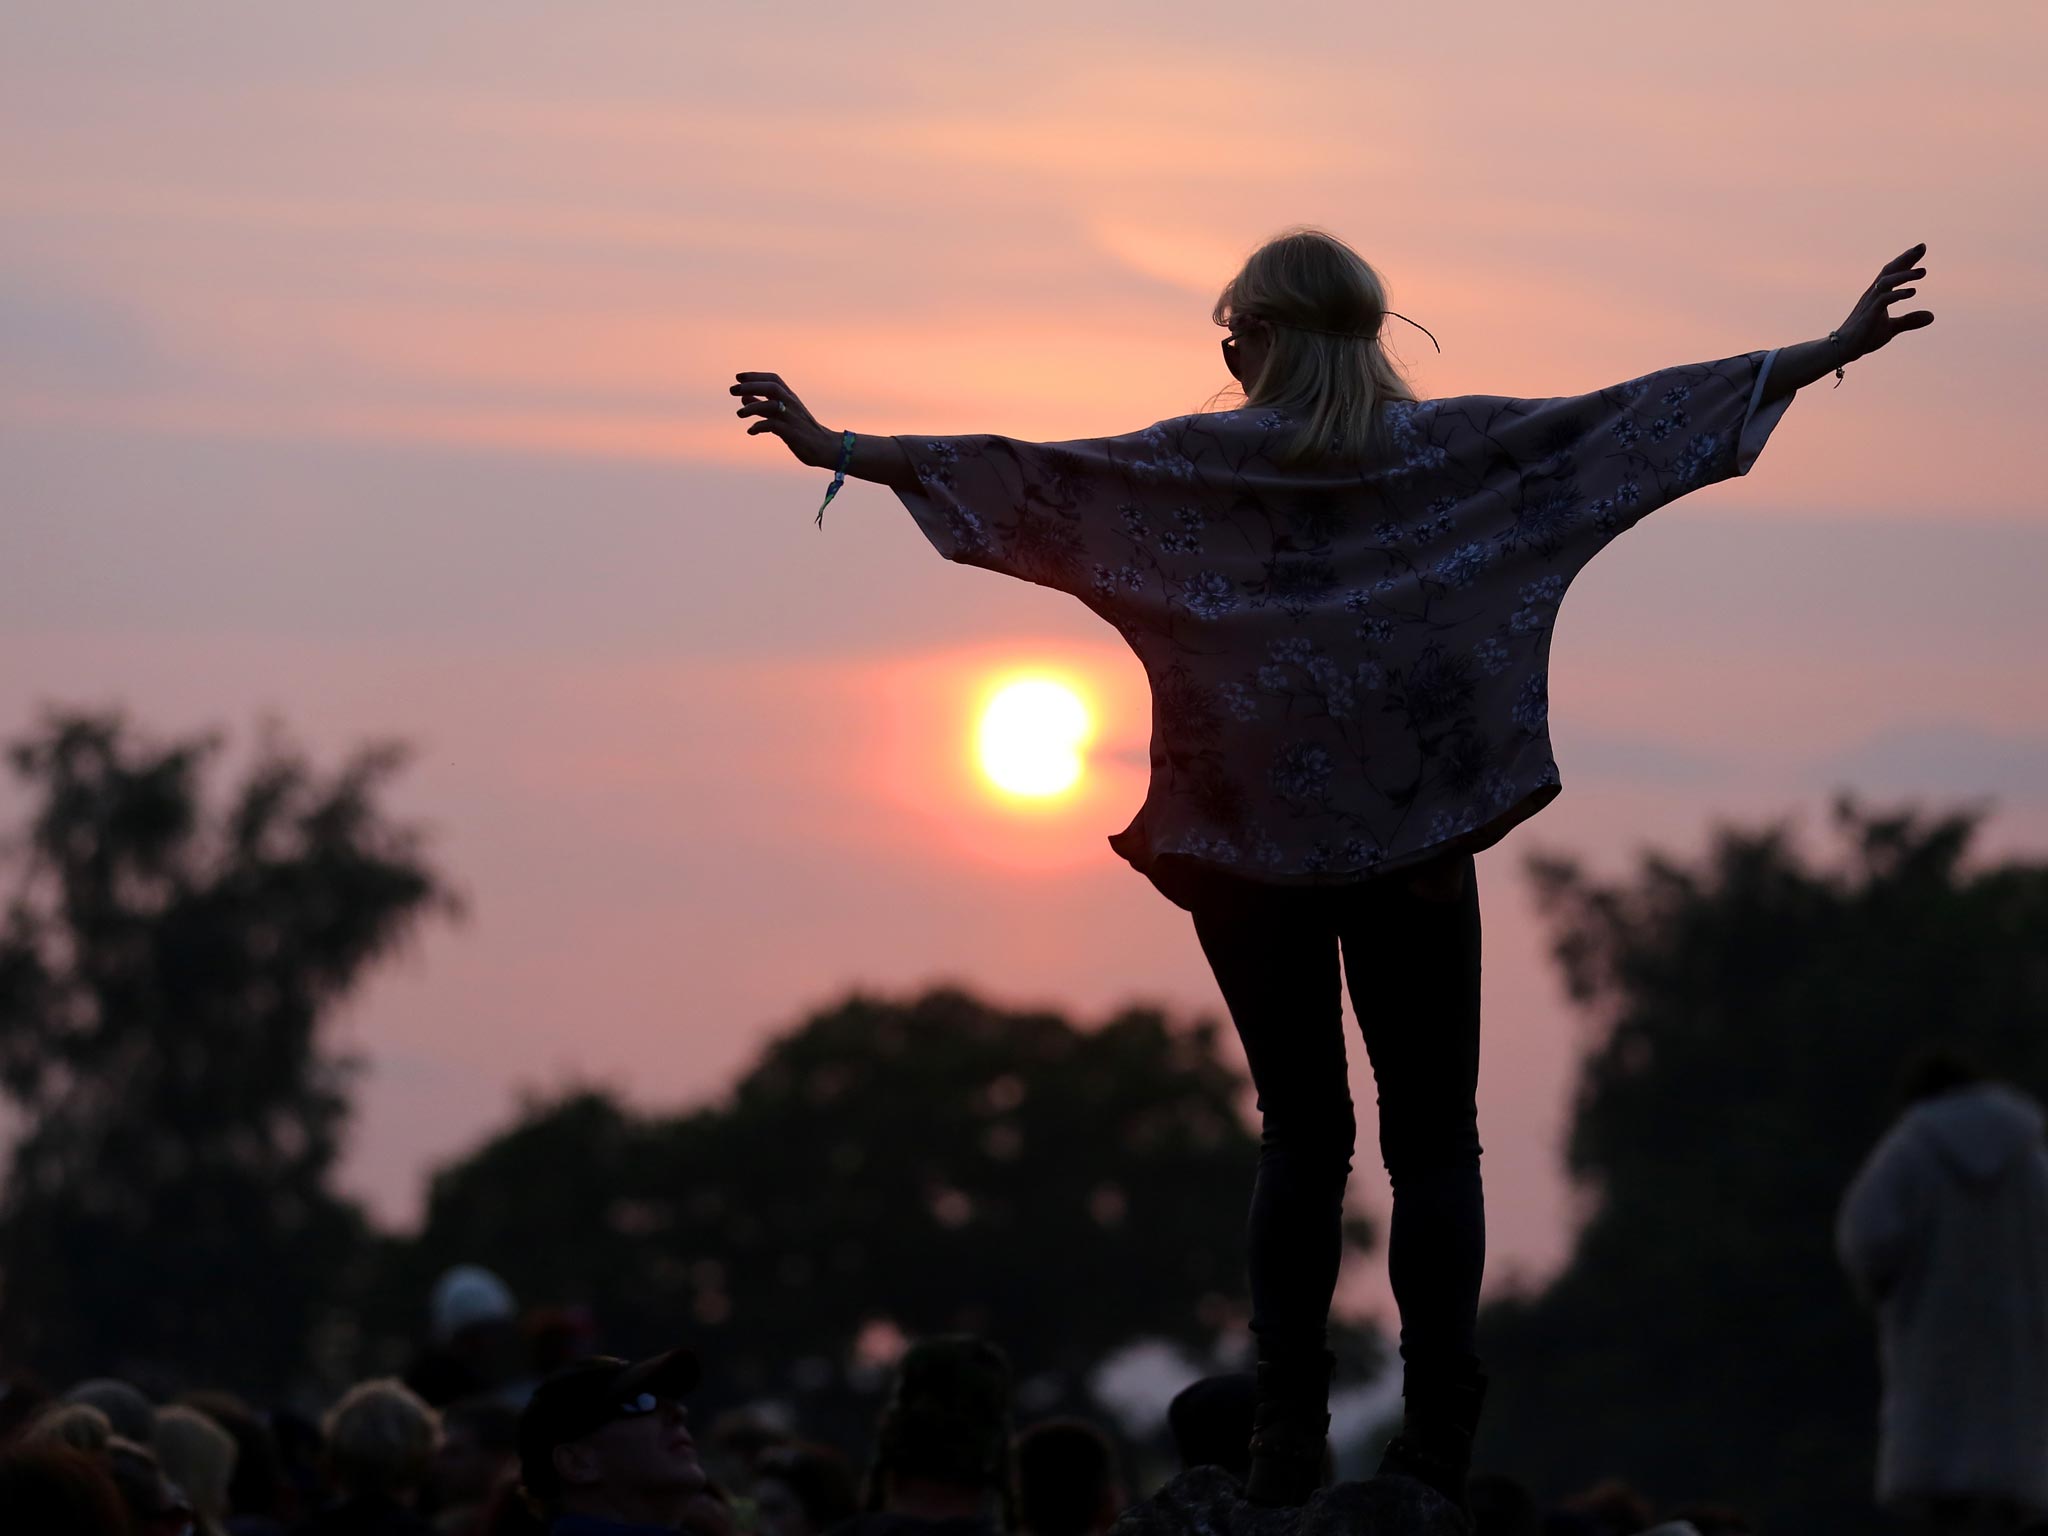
[321,1378,443,1502]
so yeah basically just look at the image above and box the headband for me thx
[1228,312,1443,353]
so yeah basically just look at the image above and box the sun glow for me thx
[976,677,1095,799]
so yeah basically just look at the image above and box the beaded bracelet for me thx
[816,429,858,529]
[1827,330,1848,388]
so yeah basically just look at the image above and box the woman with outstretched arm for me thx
[731,232,1932,1513]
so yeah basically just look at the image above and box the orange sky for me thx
[4,1,2046,1335]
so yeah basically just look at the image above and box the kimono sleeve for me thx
[1427,349,1792,555]
[890,429,1149,596]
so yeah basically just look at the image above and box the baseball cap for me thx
[516,1348,701,1501]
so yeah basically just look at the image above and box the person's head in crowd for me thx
[433,1266,518,1347]
[1165,1374,1255,1481]
[1467,1473,1540,1536]
[0,1440,132,1535]
[1013,1418,1124,1536]
[0,1371,54,1443]
[322,1378,443,1509]
[65,1376,157,1444]
[522,1305,599,1383]
[863,1335,1018,1530]
[154,1405,238,1536]
[752,1441,859,1536]
[107,1435,199,1536]
[1900,1044,1985,1109]
[406,1265,524,1412]
[515,1349,705,1527]
[1556,1478,1655,1536]
[24,1401,115,1454]
[431,1264,520,1379]
[708,1403,794,1495]
[176,1388,290,1529]
[1662,1506,1751,1536]
[432,1394,521,1526]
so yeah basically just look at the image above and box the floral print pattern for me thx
[892,350,1788,900]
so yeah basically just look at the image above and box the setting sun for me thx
[977,678,1095,798]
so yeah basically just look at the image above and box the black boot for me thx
[1375,1355,1488,1514]
[1244,1345,1334,1507]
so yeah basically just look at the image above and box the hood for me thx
[1909,1083,2046,1183]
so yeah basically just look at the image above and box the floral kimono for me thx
[891,350,1790,911]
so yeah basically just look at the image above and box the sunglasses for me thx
[613,1391,684,1421]
[1218,316,1264,382]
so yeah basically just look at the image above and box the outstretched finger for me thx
[1880,242,1927,275]
[1892,310,1935,332]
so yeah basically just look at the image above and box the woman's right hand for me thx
[1835,243,1935,362]
[732,372,839,468]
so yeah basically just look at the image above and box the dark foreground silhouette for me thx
[1112,1466,1467,1536]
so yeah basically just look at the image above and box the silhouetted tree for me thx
[0,709,455,1394]
[1475,794,2048,1535]
[369,986,1381,1445]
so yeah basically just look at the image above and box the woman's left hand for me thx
[1833,244,1934,363]
[732,372,837,468]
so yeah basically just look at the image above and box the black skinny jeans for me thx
[1189,853,1484,1373]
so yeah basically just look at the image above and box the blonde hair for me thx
[321,1378,442,1499]
[1209,226,1419,468]
[154,1405,239,1527]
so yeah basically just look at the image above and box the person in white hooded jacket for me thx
[1835,1050,2048,1534]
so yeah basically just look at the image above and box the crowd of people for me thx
[2,1055,2044,1535]
[1,1270,1750,1536]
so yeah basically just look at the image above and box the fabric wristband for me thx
[816,429,858,529]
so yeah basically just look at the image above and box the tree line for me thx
[3,707,2042,1534]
